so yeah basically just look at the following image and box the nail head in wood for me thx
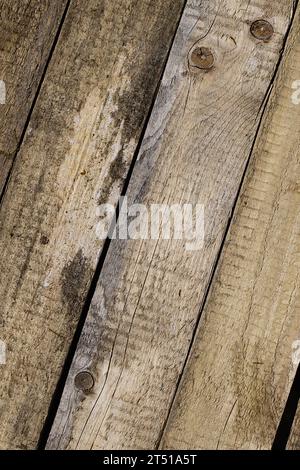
[74,371,94,392]
[250,20,274,41]
[190,47,214,70]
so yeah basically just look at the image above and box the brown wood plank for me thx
[0,0,68,193]
[47,0,293,450]
[161,4,300,450]
[0,0,185,449]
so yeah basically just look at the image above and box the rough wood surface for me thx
[47,0,293,450]
[161,4,300,450]
[0,0,185,450]
[0,0,68,193]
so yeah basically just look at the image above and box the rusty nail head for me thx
[190,47,214,70]
[74,371,94,391]
[250,20,274,41]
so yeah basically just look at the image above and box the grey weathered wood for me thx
[162,4,300,450]
[0,0,185,449]
[47,0,293,450]
[0,0,68,193]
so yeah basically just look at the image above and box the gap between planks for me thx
[283,362,300,448]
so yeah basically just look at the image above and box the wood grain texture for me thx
[161,4,300,450]
[0,0,68,193]
[0,0,185,450]
[47,0,293,450]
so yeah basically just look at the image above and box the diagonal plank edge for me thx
[47,0,294,450]
[161,3,300,450]
[287,382,300,448]
[0,0,69,194]
[0,0,185,450]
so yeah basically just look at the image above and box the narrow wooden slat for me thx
[0,0,68,193]
[47,0,293,450]
[0,0,185,449]
[161,5,300,450]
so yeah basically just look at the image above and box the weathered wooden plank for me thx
[0,0,68,193]
[0,0,185,450]
[161,4,300,450]
[47,0,293,450]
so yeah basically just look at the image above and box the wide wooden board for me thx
[47,0,293,450]
[161,4,300,450]
[0,0,185,449]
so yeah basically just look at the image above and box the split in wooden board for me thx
[47,0,294,450]
[0,0,69,193]
[0,0,185,449]
[161,4,300,450]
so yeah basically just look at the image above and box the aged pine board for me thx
[161,5,300,450]
[0,0,68,193]
[47,0,293,450]
[0,0,185,450]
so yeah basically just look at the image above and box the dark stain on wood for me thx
[61,249,93,316]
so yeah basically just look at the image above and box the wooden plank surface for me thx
[0,0,185,450]
[161,4,300,450]
[47,0,294,450]
[0,0,68,193]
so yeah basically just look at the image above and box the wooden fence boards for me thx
[161,4,300,450]
[0,0,68,193]
[0,0,185,449]
[47,0,294,450]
